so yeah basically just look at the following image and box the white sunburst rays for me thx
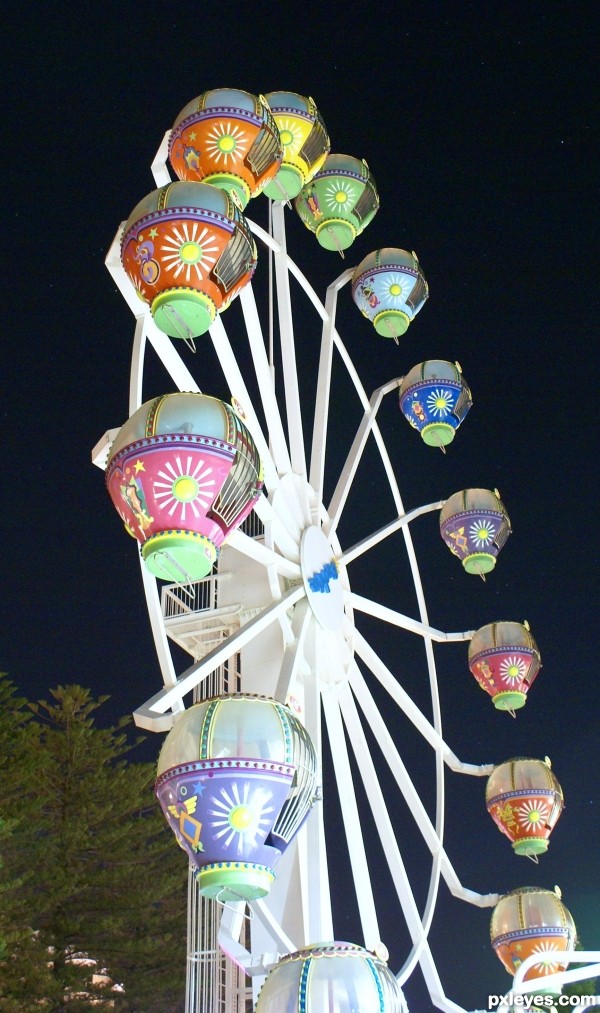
[378,272,415,307]
[515,798,551,830]
[153,454,216,522]
[499,655,528,683]
[529,940,566,975]
[469,518,497,547]
[277,118,304,156]
[205,121,250,165]
[209,781,276,854]
[323,179,357,213]
[160,222,220,282]
[426,388,455,418]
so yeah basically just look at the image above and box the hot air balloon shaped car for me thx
[352,248,429,341]
[168,88,282,208]
[440,488,511,576]
[468,620,541,711]
[155,695,319,900]
[120,181,257,340]
[490,887,576,993]
[106,393,263,582]
[486,757,563,856]
[255,942,406,1012]
[294,153,379,253]
[399,360,472,447]
[262,91,330,201]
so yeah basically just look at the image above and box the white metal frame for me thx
[513,951,600,1003]
[94,141,508,1013]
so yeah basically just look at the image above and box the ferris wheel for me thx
[94,90,519,1013]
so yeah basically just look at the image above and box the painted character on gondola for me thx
[359,277,380,309]
[305,187,322,220]
[475,659,495,688]
[133,237,159,284]
[120,476,153,533]
[411,400,426,423]
[183,145,202,173]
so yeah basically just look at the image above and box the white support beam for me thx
[151,130,172,186]
[349,664,498,908]
[138,560,182,697]
[91,428,120,470]
[209,315,279,492]
[340,501,445,567]
[309,268,354,504]
[349,593,474,643]
[105,224,201,396]
[239,285,293,478]
[250,898,298,955]
[133,584,305,730]
[295,803,332,946]
[218,900,246,960]
[271,201,306,477]
[106,227,200,396]
[337,680,481,1013]
[352,627,494,776]
[216,928,272,977]
[129,315,147,413]
[321,685,381,950]
[336,679,434,978]
[143,314,200,394]
[227,527,301,579]
[325,343,408,523]
[274,600,312,704]
[326,377,399,535]
[513,950,600,999]
[298,667,333,944]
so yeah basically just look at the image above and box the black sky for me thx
[3,5,598,1010]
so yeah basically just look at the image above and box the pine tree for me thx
[0,673,60,1010]
[0,677,188,1011]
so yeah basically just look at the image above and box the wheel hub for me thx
[300,526,345,632]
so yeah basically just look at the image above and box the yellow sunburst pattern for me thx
[209,781,275,855]
[205,122,249,165]
[160,222,220,282]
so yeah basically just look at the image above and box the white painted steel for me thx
[271,201,307,479]
[309,266,354,504]
[349,593,475,643]
[97,152,502,1013]
[512,950,600,1000]
[239,285,292,478]
[322,685,381,949]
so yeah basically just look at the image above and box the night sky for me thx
[3,6,598,1011]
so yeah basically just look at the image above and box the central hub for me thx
[300,526,344,632]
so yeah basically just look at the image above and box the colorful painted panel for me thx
[120,182,256,339]
[487,788,562,854]
[469,646,539,698]
[169,90,282,208]
[492,925,573,984]
[440,508,504,568]
[294,154,379,251]
[352,249,428,338]
[107,437,233,540]
[156,760,295,899]
[106,437,235,579]
[401,380,463,430]
[263,92,330,200]
[121,209,233,305]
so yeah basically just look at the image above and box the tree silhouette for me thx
[0,675,187,1011]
